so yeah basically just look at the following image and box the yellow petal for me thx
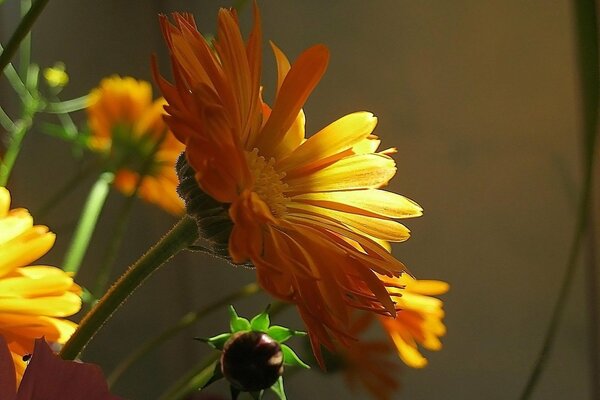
[285,153,396,193]
[288,202,411,242]
[292,189,422,219]
[0,291,81,317]
[0,187,10,218]
[0,227,55,278]
[0,266,75,298]
[409,279,450,296]
[278,112,377,172]
[0,210,34,245]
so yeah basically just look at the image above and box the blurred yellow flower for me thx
[43,64,69,88]
[87,76,185,215]
[0,187,82,383]
[378,275,449,368]
[156,7,424,365]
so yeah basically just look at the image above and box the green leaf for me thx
[197,333,231,350]
[228,305,250,332]
[201,361,223,389]
[266,326,293,342]
[266,326,306,343]
[281,344,310,369]
[250,308,270,332]
[270,376,287,400]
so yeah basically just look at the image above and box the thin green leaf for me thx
[201,361,223,389]
[266,326,294,343]
[270,376,287,400]
[250,309,270,332]
[196,333,231,350]
[281,344,310,369]
[229,305,250,332]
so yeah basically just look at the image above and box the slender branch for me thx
[19,0,32,81]
[519,0,599,398]
[60,216,199,360]
[35,160,100,218]
[62,171,114,274]
[108,282,260,387]
[158,352,220,400]
[0,105,35,186]
[0,0,49,76]
[0,106,14,131]
[43,95,89,114]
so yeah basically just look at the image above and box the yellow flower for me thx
[87,75,185,215]
[378,275,449,368]
[0,187,82,383]
[155,6,422,364]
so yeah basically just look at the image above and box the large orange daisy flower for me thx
[0,187,81,383]
[155,6,422,363]
[87,76,185,215]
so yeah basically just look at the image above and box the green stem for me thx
[60,216,199,360]
[0,0,49,76]
[62,171,114,274]
[19,0,32,81]
[0,106,14,131]
[108,282,260,387]
[519,0,598,398]
[43,95,89,114]
[0,106,35,186]
[158,352,221,400]
[91,129,168,299]
[35,160,100,218]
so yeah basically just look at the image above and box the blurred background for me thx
[0,1,594,399]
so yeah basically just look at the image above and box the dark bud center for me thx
[221,331,284,391]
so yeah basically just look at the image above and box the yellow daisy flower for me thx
[87,75,185,215]
[155,6,422,364]
[378,275,449,368]
[0,187,82,382]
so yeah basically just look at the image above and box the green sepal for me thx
[266,326,306,343]
[228,305,251,332]
[281,344,310,369]
[249,390,264,400]
[196,333,232,350]
[270,376,287,400]
[201,361,223,389]
[250,307,270,332]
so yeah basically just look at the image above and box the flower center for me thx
[246,149,288,218]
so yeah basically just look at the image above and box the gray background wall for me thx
[0,1,593,399]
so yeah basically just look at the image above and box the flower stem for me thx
[107,282,260,387]
[43,95,89,114]
[519,0,599,398]
[0,105,35,186]
[35,160,101,219]
[60,215,199,360]
[19,0,32,81]
[158,352,221,400]
[0,0,49,76]
[62,171,114,274]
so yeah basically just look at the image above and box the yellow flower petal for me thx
[0,227,55,278]
[277,111,377,172]
[285,153,396,193]
[0,291,81,317]
[292,188,422,219]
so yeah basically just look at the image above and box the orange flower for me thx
[378,275,449,368]
[0,187,81,383]
[155,6,422,364]
[87,76,185,215]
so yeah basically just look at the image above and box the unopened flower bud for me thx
[221,331,284,392]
